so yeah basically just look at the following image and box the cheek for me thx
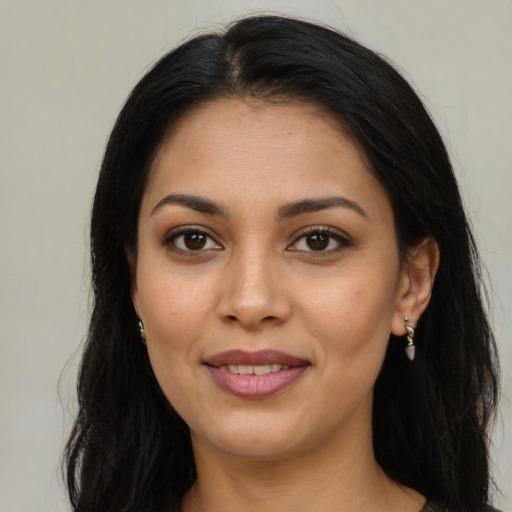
[137,264,214,341]
[139,277,206,407]
[136,268,222,406]
[302,265,399,367]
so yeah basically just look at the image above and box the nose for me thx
[216,246,292,329]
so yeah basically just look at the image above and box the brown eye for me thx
[289,228,351,255]
[168,229,222,253]
[183,232,207,250]
[306,233,329,251]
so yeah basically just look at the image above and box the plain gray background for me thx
[1,1,510,510]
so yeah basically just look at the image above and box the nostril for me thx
[222,313,280,327]
[217,282,293,327]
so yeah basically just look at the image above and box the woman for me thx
[64,15,500,512]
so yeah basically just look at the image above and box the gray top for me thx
[420,502,500,512]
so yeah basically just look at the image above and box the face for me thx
[131,98,412,461]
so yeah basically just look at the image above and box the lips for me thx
[203,350,310,398]
[204,349,308,368]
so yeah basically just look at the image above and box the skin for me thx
[130,98,438,512]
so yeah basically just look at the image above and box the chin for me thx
[209,435,300,461]
[190,412,312,460]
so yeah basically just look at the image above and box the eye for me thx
[164,228,222,254]
[289,228,351,254]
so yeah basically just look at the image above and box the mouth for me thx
[217,363,291,375]
[203,350,310,398]
[204,349,308,368]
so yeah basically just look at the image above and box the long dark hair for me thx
[64,15,499,511]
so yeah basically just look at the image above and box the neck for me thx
[181,414,424,512]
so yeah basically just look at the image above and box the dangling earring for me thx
[138,319,147,345]
[404,317,415,361]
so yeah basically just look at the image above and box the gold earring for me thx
[138,319,147,345]
[404,317,415,361]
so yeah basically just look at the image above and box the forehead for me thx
[144,98,390,221]
[154,97,363,166]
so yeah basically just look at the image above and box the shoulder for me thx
[422,502,502,512]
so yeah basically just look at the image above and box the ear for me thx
[391,237,440,335]
[125,247,141,318]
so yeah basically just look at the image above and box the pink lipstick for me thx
[204,350,309,398]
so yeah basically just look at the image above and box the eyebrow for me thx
[277,196,368,221]
[151,193,228,217]
[150,193,367,221]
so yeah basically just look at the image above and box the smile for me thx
[204,350,309,398]
[218,364,290,375]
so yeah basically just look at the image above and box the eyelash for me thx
[162,226,222,256]
[162,226,353,257]
[289,227,353,256]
